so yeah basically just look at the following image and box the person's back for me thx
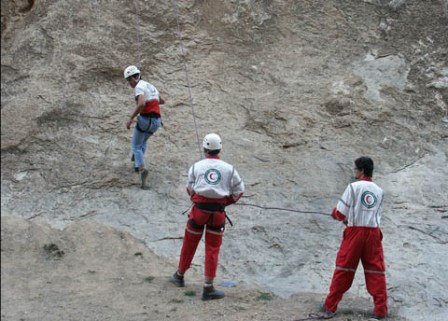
[171,133,244,301]
[189,157,241,200]
[134,79,161,116]
[341,179,384,227]
[323,156,388,319]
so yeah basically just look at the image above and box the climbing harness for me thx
[182,203,234,226]
[195,203,226,212]
[135,114,159,133]
[171,0,203,159]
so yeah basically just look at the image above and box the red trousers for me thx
[324,227,388,318]
[178,206,225,278]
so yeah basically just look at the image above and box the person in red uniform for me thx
[321,156,388,319]
[170,133,245,300]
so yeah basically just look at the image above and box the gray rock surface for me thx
[2,1,447,320]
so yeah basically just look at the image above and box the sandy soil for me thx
[1,216,408,321]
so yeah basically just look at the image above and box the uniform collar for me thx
[206,155,220,159]
[359,177,372,182]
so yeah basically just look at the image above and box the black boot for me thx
[169,271,185,287]
[202,285,225,301]
[141,169,148,189]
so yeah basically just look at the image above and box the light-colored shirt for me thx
[134,80,160,102]
[187,157,245,200]
[336,180,384,227]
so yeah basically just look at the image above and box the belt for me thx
[193,203,233,227]
[194,203,225,212]
[140,112,160,118]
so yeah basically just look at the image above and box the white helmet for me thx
[124,65,140,79]
[203,133,222,151]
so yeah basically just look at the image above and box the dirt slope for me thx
[1,216,408,321]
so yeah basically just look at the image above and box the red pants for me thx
[324,227,388,318]
[178,206,225,278]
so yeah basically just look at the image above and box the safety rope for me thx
[169,2,330,220]
[180,202,330,217]
[292,312,335,321]
[132,0,142,65]
[236,203,331,216]
[171,0,203,159]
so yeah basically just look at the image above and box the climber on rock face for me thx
[124,65,165,189]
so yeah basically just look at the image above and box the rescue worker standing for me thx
[170,133,245,300]
[321,156,388,319]
[124,65,165,189]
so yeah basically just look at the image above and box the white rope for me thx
[171,0,203,159]
[132,0,142,65]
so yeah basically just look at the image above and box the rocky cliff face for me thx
[1,1,447,320]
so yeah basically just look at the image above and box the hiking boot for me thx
[319,303,336,318]
[368,312,386,320]
[169,272,185,287]
[202,285,225,301]
[141,169,148,189]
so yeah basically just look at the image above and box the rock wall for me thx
[1,1,447,320]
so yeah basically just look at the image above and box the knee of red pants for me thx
[184,224,204,241]
[178,225,204,272]
[204,229,223,277]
